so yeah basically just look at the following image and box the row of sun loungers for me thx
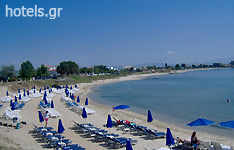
[3,107,21,120]
[0,96,12,102]
[112,118,166,139]
[32,124,85,150]
[175,138,233,150]
[62,95,96,115]
[73,121,137,149]
[42,108,61,118]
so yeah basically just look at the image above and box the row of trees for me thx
[1,60,234,82]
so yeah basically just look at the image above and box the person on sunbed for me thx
[44,111,49,127]
[191,131,201,148]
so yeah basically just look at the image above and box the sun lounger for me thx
[0,104,3,108]
[211,141,223,150]
[0,96,12,103]
[202,141,213,150]
[20,96,32,102]
[3,107,21,120]
[42,108,61,118]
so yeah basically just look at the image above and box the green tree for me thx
[19,61,35,79]
[94,65,109,74]
[0,65,16,81]
[230,61,234,67]
[36,64,49,77]
[175,64,181,70]
[57,61,79,75]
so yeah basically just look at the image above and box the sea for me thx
[88,68,234,137]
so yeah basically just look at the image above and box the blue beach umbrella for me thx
[44,91,47,97]
[113,105,130,110]
[82,107,87,119]
[51,100,54,108]
[23,88,25,93]
[147,110,153,123]
[77,96,80,103]
[44,86,46,90]
[44,98,48,105]
[27,91,29,95]
[11,103,15,110]
[85,98,88,105]
[70,86,72,90]
[107,114,113,128]
[18,89,20,93]
[34,89,36,93]
[39,88,41,93]
[15,96,17,102]
[19,94,21,100]
[126,140,133,150]
[219,121,234,128]
[10,99,13,106]
[38,111,44,123]
[47,86,49,89]
[219,121,234,145]
[6,91,9,96]
[33,85,35,89]
[58,119,65,133]
[166,128,175,147]
[75,85,77,88]
[187,117,215,127]
[23,92,26,97]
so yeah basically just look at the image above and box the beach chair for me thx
[211,141,222,150]
[201,142,213,150]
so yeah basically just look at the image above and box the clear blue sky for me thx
[0,0,234,68]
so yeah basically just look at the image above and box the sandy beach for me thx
[0,68,231,150]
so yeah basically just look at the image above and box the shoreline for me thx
[78,68,232,146]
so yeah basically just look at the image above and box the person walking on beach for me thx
[44,111,49,127]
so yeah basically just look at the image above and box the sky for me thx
[0,0,234,69]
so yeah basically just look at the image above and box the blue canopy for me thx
[44,98,48,105]
[166,128,175,146]
[38,111,44,123]
[77,96,80,103]
[82,107,87,119]
[107,114,113,128]
[15,96,17,102]
[58,119,65,133]
[187,117,215,127]
[6,91,9,96]
[11,102,15,110]
[113,105,130,110]
[10,99,13,106]
[219,121,234,129]
[85,98,88,106]
[51,100,54,108]
[147,109,153,123]
[126,140,133,150]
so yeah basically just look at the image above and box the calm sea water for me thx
[89,69,234,137]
